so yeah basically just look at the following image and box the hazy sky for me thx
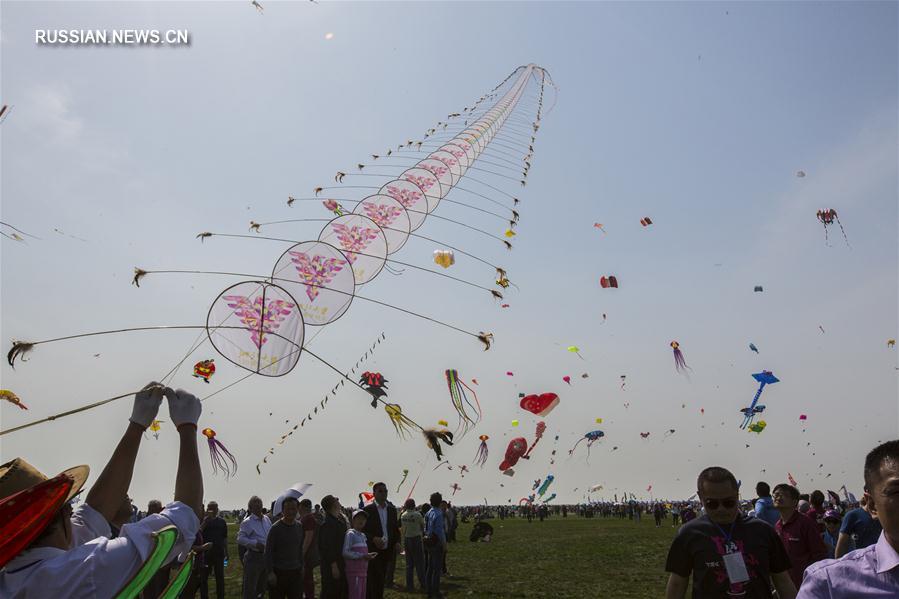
[1,1,897,510]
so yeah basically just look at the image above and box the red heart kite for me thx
[519,393,560,417]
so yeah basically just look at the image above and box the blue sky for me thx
[1,1,896,508]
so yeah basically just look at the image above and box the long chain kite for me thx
[3,66,554,471]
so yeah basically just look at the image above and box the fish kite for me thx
[499,437,527,472]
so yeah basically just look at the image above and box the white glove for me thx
[130,382,164,428]
[166,387,202,428]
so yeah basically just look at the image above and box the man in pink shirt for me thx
[773,483,828,588]
[798,440,899,597]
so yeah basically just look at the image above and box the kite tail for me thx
[396,472,409,494]
[474,440,489,468]
[835,216,851,248]
[568,437,585,456]
[208,438,238,478]
[673,348,692,373]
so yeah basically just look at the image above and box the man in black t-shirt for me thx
[200,501,229,599]
[664,466,797,599]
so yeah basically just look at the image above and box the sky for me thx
[1,1,897,510]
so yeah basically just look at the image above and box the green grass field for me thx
[212,515,675,598]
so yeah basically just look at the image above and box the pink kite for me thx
[562,376,571,385]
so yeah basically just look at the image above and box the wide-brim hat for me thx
[0,458,89,568]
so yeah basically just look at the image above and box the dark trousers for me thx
[403,536,426,591]
[319,563,347,599]
[271,568,303,599]
[201,554,225,599]
[425,545,443,599]
[243,551,268,599]
[303,561,316,599]
[365,555,388,599]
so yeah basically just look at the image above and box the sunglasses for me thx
[704,498,737,510]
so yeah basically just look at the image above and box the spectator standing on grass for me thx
[200,501,228,599]
[400,498,426,593]
[299,499,320,599]
[238,495,272,599]
[424,493,447,599]
[671,503,681,527]
[265,496,304,599]
[362,482,400,599]
[773,483,827,588]
[835,492,883,558]
[797,440,899,598]
[318,495,348,599]
[344,510,376,599]
[664,466,797,599]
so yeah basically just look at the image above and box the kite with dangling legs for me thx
[445,369,481,437]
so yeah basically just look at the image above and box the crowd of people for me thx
[1,384,897,599]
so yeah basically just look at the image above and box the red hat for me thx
[0,458,90,568]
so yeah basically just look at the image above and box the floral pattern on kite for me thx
[420,163,449,178]
[330,223,380,265]
[386,185,424,209]
[287,251,347,302]
[361,203,403,228]
[404,174,435,192]
[223,295,296,349]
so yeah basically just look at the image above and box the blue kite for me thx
[740,371,779,429]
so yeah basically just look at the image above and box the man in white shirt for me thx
[238,495,272,599]
[0,382,204,598]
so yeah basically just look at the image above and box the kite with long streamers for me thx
[569,430,604,460]
[385,404,416,439]
[445,369,482,435]
[816,209,850,247]
[474,434,489,468]
[740,371,779,429]
[670,341,691,374]
[202,428,238,478]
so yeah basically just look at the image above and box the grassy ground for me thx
[213,515,675,598]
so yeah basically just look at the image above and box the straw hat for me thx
[0,458,90,568]
[0,458,89,503]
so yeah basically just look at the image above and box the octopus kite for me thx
[202,428,238,478]
[670,341,691,373]
[816,209,850,246]
[359,371,388,408]
[384,404,416,439]
[474,434,489,468]
[445,369,482,435]
[569,430,604,460]
[192,359,216,383]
